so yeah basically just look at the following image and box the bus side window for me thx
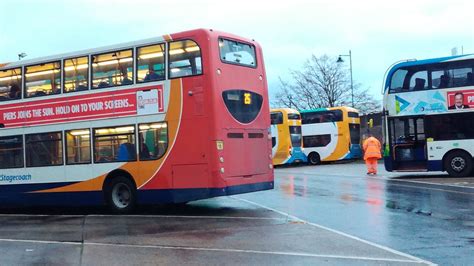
[168,40,202,78]
[0,135,24,169]
[92,49,134,89]
[25,62,61,98]
[408,70,427,91]
[93,126,136,163]
[64,56,89,93]
[137,44,165,83]
[466,72,474,86]
[25,132,63,167]
[0,68,22,101]
[138,122,168,160]
[431,70,445,89]
[66,129,91,164]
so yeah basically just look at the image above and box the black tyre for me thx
[444,151,473,177]
[104,176,137,213]
[308,152,321,165]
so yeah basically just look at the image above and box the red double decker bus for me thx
[0,29,273,212]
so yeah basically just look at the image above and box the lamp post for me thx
[18,52,27,61]
[337,50,354,107]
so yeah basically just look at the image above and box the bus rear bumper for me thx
[137,180,274,204]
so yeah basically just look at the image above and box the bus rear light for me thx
[220,167,225,174]
[269,164,273,169]
[216,140,224,150]
[219,156,224,163]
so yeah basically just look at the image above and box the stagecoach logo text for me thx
[0,174,32,183]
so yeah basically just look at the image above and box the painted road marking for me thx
[0,238,427,264]
[232,196,435,266]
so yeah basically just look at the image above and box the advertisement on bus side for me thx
[0,86,164,128]
[389,88,474,116]
[447,89,474,110]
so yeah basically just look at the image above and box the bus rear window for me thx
[223,90,263,124]
[219,38,256,68]
[348,112,359,118]
[270,112,283,124]
[288,113,301,120]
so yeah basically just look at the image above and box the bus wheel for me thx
[444,151,473,178]
[105,176,137,213]
[308,152,321,165]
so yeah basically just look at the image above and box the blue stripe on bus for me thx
[0,182,78,193]
[427,160,443,171]
[286,148,308,164]
[0,181,274,207]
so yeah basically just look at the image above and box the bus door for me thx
[388,116,427,171]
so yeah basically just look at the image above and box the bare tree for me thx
[273,54,380,114]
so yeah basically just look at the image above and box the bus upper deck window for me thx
[408,70,428,91]
[168,40,202,78]
[25,62,61,98]
[389,69,408,93]
[64,56,89,93]
[0,68,22,101]
[137,44,165,83]
[92,49,134,89]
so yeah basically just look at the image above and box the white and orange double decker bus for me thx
[0,29,273,212]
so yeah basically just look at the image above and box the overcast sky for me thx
[1,0,473,102]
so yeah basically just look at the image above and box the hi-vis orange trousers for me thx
[365,158,378,174]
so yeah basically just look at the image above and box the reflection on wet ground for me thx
[1,162,471,264]
[0,196,428,265]
[241,162,474,265]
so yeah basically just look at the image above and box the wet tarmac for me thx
[0,196,429,265]
[1,161,472,265]
[238,162,474,265]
